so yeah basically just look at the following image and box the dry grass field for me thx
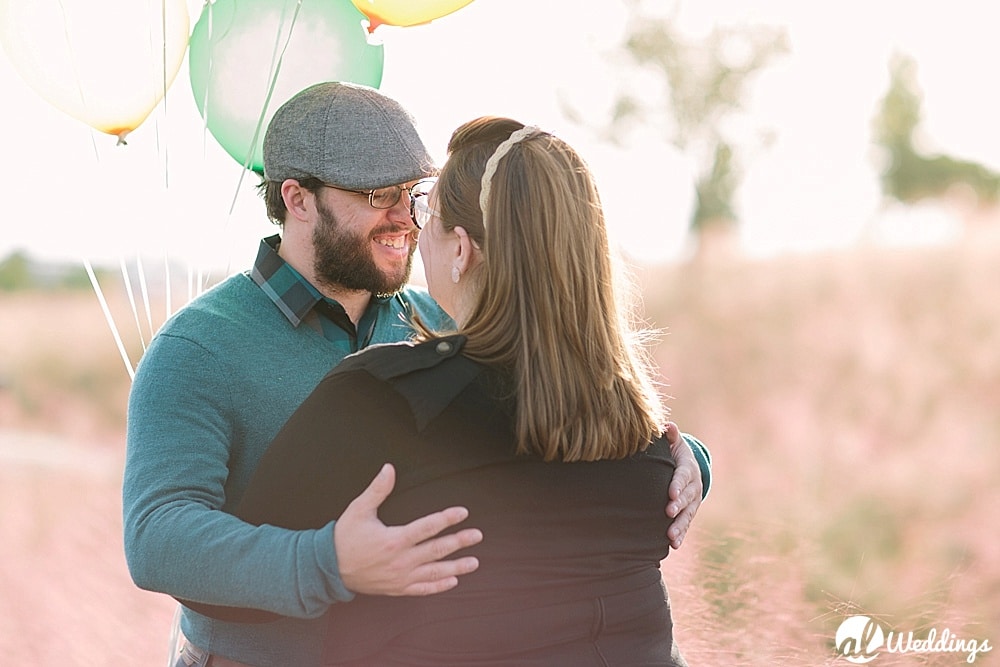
[642,228,1000,665]
[1,226,997,666]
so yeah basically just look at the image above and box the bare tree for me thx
[872,52,1000,206]
[574,3,788,245]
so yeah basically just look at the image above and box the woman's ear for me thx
[452,226,482,274]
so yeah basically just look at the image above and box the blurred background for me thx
[1,0,997,664]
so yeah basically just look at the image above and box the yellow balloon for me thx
[350,0,475,33]
[0,0,189,143]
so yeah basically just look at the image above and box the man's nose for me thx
[388,191,416,226]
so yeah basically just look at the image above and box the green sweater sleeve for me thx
[122,332,353,619]
[681,433,713,499]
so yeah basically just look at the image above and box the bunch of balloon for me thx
[0,0,190,145]
[350,0,476,34]
[188,0,385,175]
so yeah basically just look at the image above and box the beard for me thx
[312,198,415,297]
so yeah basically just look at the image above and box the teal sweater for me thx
[123,270,712,666]
[123,272,449,666]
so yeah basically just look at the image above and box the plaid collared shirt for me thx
[249,234,392,353]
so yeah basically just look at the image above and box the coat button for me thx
[435,340,453,355]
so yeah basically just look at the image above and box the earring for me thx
[451,266,461,284]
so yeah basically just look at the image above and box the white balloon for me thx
[0,0,190,142]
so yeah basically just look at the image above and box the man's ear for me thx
[281,179,312,223]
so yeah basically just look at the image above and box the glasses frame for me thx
[321,178,438,229]
[407,178,438,229]
[321,178,433,211]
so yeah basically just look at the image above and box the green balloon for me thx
[189,0,383,173]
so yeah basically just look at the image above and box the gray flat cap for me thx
[263,82,434,190]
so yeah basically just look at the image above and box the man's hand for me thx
[664,422,703,549]
[334,463,483,596]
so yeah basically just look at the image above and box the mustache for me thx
[369,222,416,237]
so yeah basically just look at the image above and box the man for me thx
[123,82,709,667]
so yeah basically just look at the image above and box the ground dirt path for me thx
[0,430,178,666]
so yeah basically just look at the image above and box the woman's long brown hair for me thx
[431,116,666,462]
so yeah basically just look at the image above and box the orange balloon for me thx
[0,0,190,143]
[350,0,475,33]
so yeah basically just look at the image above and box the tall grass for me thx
[642,230,999,664]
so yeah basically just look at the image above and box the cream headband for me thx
[479,125,541,223]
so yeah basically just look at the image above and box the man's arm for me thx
[123,334,479,620]
[663,422,713,549]
[178,462,482,624]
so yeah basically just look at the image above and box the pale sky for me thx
[1,0,998,272]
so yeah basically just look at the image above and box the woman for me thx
[225,117,696,665]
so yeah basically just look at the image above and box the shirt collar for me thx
[249,234,391,328]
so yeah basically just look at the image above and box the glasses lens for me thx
[369,186,402,209]
[407,179,438,228]
[412,196,438,229]
[411,178,436,197]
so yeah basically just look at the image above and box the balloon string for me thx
[157,0,170,189]
[136,254,155,345]
[165,603,182,667]
[200,0,215,161]
[120,258,148,354]
[85,259,135,381]
[55,0,91,140]
[226,0,303,217]
[245,0,303,177]
[208,0,302,293]
[163,253,173,325]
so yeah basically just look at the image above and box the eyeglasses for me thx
[410,196,442,230]
[321,178,429,210]
[408,178,440,229]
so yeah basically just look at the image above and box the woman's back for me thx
[236,337,685,665]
